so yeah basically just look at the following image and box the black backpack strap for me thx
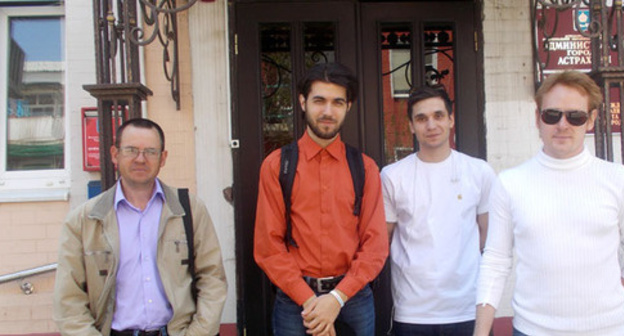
[279,142,299,250]
[178,188,198,303]
[279,142,365,248]
[345,144,365,216]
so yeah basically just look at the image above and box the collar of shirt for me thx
[114,179,165,212]
[299,131,344,162]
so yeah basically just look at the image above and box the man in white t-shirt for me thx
[474,71,624,336]
[381,85,496,336]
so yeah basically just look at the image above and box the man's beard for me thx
[305,112,344,140]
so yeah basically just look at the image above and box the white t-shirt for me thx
[381,150,496,324]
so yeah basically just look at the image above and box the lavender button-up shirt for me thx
[111,180,173,331]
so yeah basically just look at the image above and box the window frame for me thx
[0,4,67,202]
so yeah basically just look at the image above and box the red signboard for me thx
[536,6,594,75]
[536,5,621,133]
[81,107,126,171]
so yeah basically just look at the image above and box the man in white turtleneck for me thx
[474,71,624,336]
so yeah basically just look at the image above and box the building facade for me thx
[0,0,603,334]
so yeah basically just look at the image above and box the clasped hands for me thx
[301,290,346,336]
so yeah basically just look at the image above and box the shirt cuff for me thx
[476,283,501,310]
[335,275,363,300]
[288,279,316,306]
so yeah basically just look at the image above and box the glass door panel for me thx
[380,23,413,164]
[261,23,294,156]
[260,22,337,157]
[380,22,458,165]
[304,22,336,67]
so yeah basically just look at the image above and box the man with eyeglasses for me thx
[54,118,227,336]
[474,71,624,336]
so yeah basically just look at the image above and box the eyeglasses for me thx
[118,146,161,159]
[540,108,590,126]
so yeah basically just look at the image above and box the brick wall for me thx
[0,202,67,334]
[141,9,197,192]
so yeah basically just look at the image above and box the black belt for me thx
[303,274,345,293]
[111,327,166,336]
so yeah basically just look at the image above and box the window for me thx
[0,4,67,202]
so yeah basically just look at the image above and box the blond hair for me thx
[535,71,603,111]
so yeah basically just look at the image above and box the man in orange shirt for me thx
[254,62,388,336]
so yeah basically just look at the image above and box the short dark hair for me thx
[115,118,165,151]
[406,85,453,120]
[298,62,358,103]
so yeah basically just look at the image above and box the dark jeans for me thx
[272,285,375,336]
[392,320,475,336]
[513,327,529,336]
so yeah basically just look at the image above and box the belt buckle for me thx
[316,275,336,293]
[141,329,162,336]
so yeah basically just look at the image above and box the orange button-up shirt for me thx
[254,132,389,305]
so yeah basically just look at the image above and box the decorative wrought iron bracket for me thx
[132,0,200,109]
[85,0,200,190]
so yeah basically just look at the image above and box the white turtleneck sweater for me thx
[477,148,624,335]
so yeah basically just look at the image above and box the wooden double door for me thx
[231,1,483,334]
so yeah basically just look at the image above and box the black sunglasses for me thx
[540,108,589,126]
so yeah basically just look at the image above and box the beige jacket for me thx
[53,181,227,336]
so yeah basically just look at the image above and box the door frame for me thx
[229,1,484,334]
[231,2,359,334]
[359,1,485,165]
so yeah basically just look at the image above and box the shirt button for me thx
[146,277,151,282]
[148,299,153,303]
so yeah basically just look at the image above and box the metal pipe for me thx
[0,263,57,285]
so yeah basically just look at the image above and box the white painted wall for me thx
[482,0,536,318]
[483,1,540,173]
[65,0,99,208]
[188,0,237,325]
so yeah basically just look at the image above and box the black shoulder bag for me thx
[177,188,198,303]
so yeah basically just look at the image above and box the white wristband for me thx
[330,290,345,308]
